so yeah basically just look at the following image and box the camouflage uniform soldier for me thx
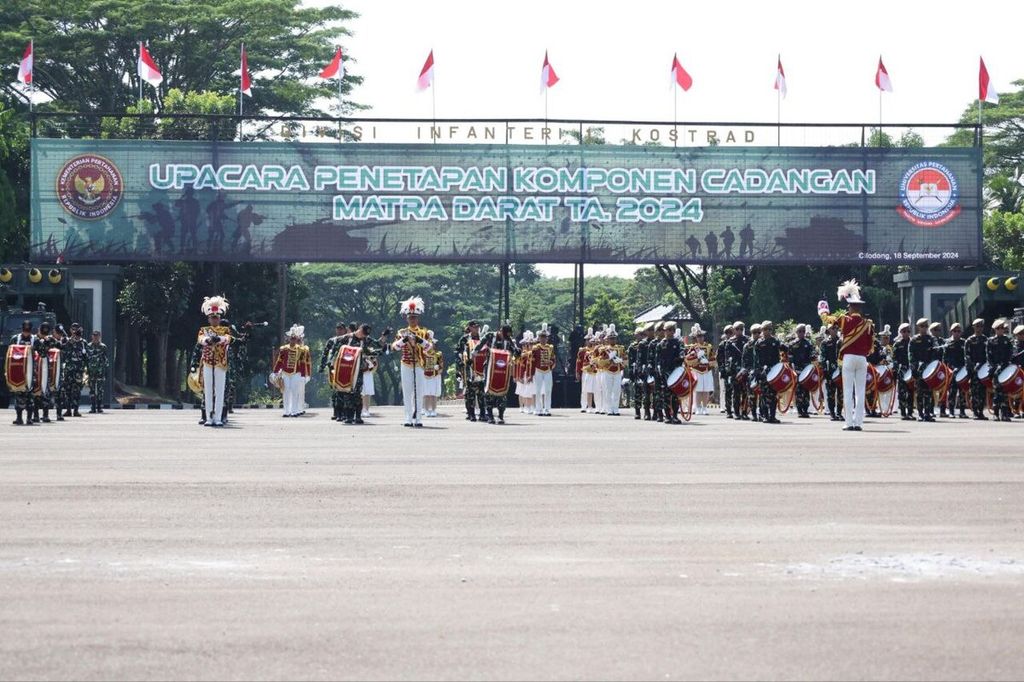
[718,325,734,418]
[988,319,1015,422]
[456,321,487,422]
[942,323,968,419]
[7,321,36,425]
[891,323,914,420]
[61,323,87,418]
[319,323,348,421]
[908,318,935,422]
[786,323,816,418]
[727,322,749,420]
[754,321,782,424]
[86,330,109,413]
[741,324,761,421]
[627,327,644,419]
[964,318,989,420]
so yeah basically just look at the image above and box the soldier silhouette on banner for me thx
[739,223,755,258]
[721,225,735,257]
[175,187,200,253]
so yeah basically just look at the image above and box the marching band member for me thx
[819,279,874,432]
[1014,325,1024,418]
[718,325,734,418]
[516,331,535,414]
[639,323,658,421]
[892,323,914,421]
[965,318,990,420]
[687,324,715,416]
[787,323,816,418]
[628,327,645,420]
[741,323,761,422]
[320,322,349,421]
[821,323,844,421]
[333,323,388,424]
[603,325,626,416]
[943,323,968,419]
[532,325,556,416]
[988,319,1014,422]
[659,323,683,424]
[728,322,749,420]
[475,324,519,424]
[7,321,36,426]
[272,324,311,418]
[579,329,598,413]
[196,296,233,427]
[456,321,487,422]
[754,321,782,424]
[392,296,431,428]
[422,330,444,417]
[909,318,935,422]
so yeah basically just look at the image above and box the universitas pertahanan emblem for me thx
[897,161,961,228]
[56,154,123,220]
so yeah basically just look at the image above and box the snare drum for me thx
[830,367,842,389]
[997,364,1024,395]
[866,364,878,394]
[901,367,914,388]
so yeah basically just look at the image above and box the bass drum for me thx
[798,364,821,392]
[874,364,895,394]
[666,366,695,397]
[765,362,793,393]
[954,366,970,393]
[977,363,993,388]
[997,364,1024,395]
[921,360,950,392]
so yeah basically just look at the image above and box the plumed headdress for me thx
[837,279,864,305]
[690,323,705,336]
[202,296,229,316]
[538,323,550,337]
[607,324,617,337]
[400,296,425,316]
[287,324,304,339]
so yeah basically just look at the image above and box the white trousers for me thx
[401,364,426,424]
[534,370,553,413]
[202,365,227,424]
[362,372,375,396]
[282,373,305,415]
[604,371,623,414]
[593,373,606,412]
[841,354,867,428]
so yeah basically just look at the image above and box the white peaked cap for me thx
[201,295,229,316]
[400,296,425,316]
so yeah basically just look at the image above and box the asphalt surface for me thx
[2,405,1024,681]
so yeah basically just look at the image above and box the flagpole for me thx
[139,42,143,105]
[878,89,882,143]
[673,87,678,148]
[239,44,244,141]
[29,38,34,113]
[777,88,781,147]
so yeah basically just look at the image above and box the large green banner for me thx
[31,139,982,265]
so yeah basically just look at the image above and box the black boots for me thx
[13,408,26,425]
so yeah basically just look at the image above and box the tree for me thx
[585,292,632,339]
[0,0,361,115]
[0,102,29,261]
[983,210,1024,270]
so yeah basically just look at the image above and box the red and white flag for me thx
[979,57,999,104]
[671,53,692,91]
[875,56,892,92]
[137,42,163,88]
[240,44,252,97]
[320,47,344,80]
[417,50,434,90]
[774,55,787,98]
[540,51,559,92]
[17,41,33,85]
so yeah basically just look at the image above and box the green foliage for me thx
[0,0,361,115]
[101,89,237,140]
[0,102,29,260]
[983,210,1024,270]
[585,292,632,338]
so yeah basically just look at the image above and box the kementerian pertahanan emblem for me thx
[56,154,123,220]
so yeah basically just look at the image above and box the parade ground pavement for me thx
[2,405,1024,681]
